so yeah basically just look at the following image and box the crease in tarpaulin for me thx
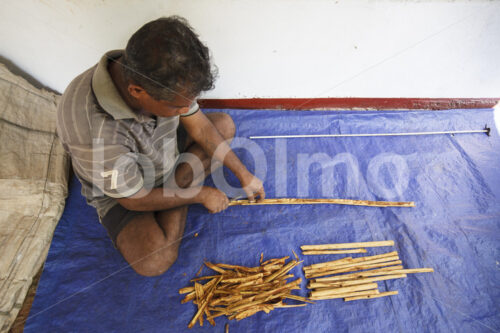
[446,136,494,213]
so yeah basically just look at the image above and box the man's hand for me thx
[238,171,266,202]
[197,186,230,213]
[180,111,265,203]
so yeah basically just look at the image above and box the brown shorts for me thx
[101,124,188,247]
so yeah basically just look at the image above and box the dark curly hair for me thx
[122,16,216,101]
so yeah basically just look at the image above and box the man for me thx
[56,17,265,276]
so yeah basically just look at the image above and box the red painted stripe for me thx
[198,98,499,110]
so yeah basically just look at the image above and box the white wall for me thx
[1,0,499,98]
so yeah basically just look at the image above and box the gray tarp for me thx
[0,63,69,332]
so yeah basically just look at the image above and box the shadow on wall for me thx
[0,54,61,94]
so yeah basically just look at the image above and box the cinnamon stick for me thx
[344,290,398,301]
[305,260,402,279]
[301,241,394,251]
[310,283,378,298]
[385,268,434,274]
[305,251,397,270]
[302,249,367,255]
[312,265,404,282]
[310,289,379,300]
[308,274,406,289]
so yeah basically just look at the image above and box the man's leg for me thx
[116,113,235,276]
[170,112,236,189]
[115,210,185,277]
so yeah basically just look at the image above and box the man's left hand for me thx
[239,171,266,202]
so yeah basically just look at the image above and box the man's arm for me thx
[117,186,229,213]
[180,111,265,201]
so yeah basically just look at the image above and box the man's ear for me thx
[127,83,147,99]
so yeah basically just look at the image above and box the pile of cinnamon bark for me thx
[179,255,310,329]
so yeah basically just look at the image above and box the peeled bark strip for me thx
[211,295,243,306]
[229,198,415,208]
[222,273,264,284]
[190,275,220,282]
[264,260,301,282]
[196,263,204,277]
[179,286,195,294]
[182,278,219,304]
[278,274,295,281]
[275,303,308,308]
[205,308,215,326]
[205,262,227,274]
[194,283,204,301]
[216,264,260,273]
[284,294,315,304]
[261,256,289,266]
[301,241,395,251]
[188,277,223,328]
[195,283,205,326]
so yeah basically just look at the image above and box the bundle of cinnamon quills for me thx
[179,254,311,329]
[301,241,434,301]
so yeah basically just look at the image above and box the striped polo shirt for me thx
[56,50,199,218]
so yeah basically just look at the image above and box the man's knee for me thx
[209,112,236,140]
[131,247,178,277]
[116,215,180,277]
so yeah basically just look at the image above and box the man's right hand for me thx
[197,186,229,213]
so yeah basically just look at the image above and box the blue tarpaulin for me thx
[26,108,500,332]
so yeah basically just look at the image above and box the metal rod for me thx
[249,128,490,140]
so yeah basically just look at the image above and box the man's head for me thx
[122,16,216,116]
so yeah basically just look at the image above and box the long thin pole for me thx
[249,128,490,140]
[228,198,415,208]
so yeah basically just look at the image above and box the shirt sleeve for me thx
[180,100,200,117]
[67,142,144,198]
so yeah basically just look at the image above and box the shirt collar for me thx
[91,50,138,120]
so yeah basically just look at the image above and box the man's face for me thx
[140,91,195,118]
